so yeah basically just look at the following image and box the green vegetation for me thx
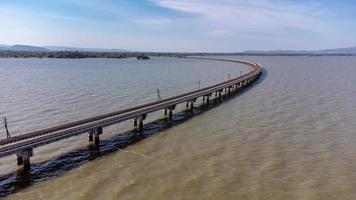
[136,54,150,60]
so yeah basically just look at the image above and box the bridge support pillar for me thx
[89,130,94,142]
[168,109,173,120]
[164,109,168,115]
[137,114,147,131]
[94,127,103,147]
[138,119,143,131]
[23,158,31,171]
[167,105,176,120]
[94,135,99,146]
[188,99,196,112]
[186,102,189,108]
[236,84,240,91]
[218,91,222,101]
[16,148,33,171]
[204,95,210,106]
[133,118,138,127]
[16,154,23,166]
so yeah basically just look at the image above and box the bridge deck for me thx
[0,57,262,159]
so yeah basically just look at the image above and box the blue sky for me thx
[0,0,355,52]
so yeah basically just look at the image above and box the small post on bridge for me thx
[156,89,161,101]
[3,117,11,139]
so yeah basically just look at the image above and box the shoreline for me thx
[0,51,355,59]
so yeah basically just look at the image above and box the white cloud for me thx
[135,18,172,26]
[147,0,356,50]
[151,0,331,36]
[208,29,232,37]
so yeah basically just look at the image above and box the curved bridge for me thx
[0,57,263,170]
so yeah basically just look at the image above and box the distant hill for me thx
[0,45,49,52]
[0,44,129,52]
[45,46,129,52]
[11,45,49,52]
[244,46,356,54]
[319,47,356,54]
[1,43,355,54]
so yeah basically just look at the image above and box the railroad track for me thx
[0,57,263,170]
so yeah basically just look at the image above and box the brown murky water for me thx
[1,56,356,199]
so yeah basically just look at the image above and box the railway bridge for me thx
[0,57,263,171]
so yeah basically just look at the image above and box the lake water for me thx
[0,56,355,199]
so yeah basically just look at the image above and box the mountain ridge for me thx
[44,46,129,52]
[0,44,129,52]
[244,46,356,54]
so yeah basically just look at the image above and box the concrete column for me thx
[186,102,189,108]
[94,127,103,147]
[168,108,173,120]
[206,96,210,105]
[16,154,23,166]
[189,101,194,111]
[18,148,33,171]
[137,114,146,131]
[23,158,31,171]
[164,109,167,115]
[89,133,93,142]
[167,105,175,120]
[88,129,94,142]
[94,135,100,146]
[218,91,222,101]
[133,118,138,127]
[138,119,143,131]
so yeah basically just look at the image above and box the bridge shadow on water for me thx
[0,69,267,198]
